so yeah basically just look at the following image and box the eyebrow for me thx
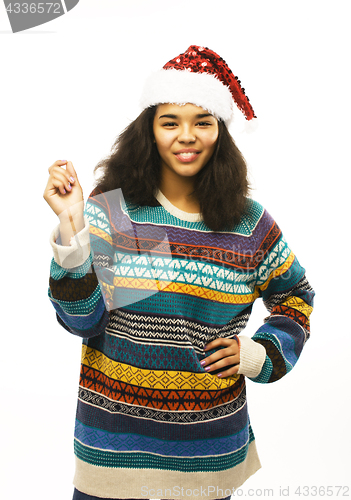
[158,113,213,119]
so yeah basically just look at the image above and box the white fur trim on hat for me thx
[140,68,234,125]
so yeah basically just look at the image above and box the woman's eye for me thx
[162,122,177,127]
[197,122,212,126]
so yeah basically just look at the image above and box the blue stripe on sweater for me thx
[50,296,108,337]
[74,419,250,456]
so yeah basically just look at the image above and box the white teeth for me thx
[177,152,197,157]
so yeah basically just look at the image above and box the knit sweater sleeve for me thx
[237,209,315,383]
[48,189,113,338]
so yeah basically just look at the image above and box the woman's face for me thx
[153,103,219,182]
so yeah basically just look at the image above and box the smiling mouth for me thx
[174,150,200,162]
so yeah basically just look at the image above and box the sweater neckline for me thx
[155,190,203,223]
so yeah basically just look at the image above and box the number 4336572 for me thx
[6,3,62,14]
[294,486,349,496]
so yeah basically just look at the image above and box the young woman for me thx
[44,46,315,500]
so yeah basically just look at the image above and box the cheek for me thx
[202,124,219,143]
[156,137,168,152]
[203,131,219,153]
[154,132,172,154]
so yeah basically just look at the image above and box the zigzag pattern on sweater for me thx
[263,275,314,311]
[105,309,250,350]
[77,386,247,423]
[129,210,270,250]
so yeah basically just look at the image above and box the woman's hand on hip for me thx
[201,337,240,378]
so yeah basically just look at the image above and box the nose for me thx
[178,125,196,143]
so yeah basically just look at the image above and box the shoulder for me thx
[242,198,264,226]
[232,198,282,238]
[235,198,265,233]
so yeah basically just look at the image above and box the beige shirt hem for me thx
[73,440,261,499]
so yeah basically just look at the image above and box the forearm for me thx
[48,190,114,338]
[48,248,110,338]
[50,214,90,269]
[250,274,315,383]
[48,216,108,338]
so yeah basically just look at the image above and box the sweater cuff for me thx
[49,215,91,269]
[237,335,266,379]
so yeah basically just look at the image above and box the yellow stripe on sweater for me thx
[90,225,113,245]
[81,345,239,390]
[281,295,313,318]
[258,251,295,292]
[100,276,260,305]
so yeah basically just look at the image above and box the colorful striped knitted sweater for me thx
[48,189,314,499]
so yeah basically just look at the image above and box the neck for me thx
[159,171,200,214]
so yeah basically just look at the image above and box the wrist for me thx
[58,206,85,246]
[50,215,91,268]
[236,335,266,379]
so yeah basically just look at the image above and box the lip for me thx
[174,149,201,163]
[174,149,200,154]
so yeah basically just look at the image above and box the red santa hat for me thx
[140,45,256,126]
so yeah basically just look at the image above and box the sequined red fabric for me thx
[163,45,256,120]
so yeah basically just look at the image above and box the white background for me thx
[1,1,350,499]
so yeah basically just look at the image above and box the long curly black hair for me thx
[94,106,250,232]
